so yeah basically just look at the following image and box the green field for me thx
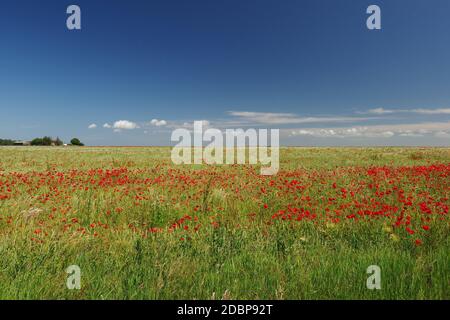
[0,147,448,299]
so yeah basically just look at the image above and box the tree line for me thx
[31,136,64,146]
[0,137,84,146]
[0,139,15,146]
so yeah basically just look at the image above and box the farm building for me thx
[13,140,31,146]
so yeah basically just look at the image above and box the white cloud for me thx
[363,108,450,115]
[293,129,315,136]
[113,120,139,130]
[228,111,372,125]
[150,119,167,127]
[365,108,394,115]
[399,131,424,137]
[291,127,395,138]
[88,123,97,129]
[379,131,395,138]
[103,123,112,129]
[288,121,450,139]
[434,131,450,138]
[411,108,450,115]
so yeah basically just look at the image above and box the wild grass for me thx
[0,147,448,299]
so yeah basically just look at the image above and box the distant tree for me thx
[55,137,63,146]
[0,139,15,146]
[29,136,66,146]
[42,136,52,146]
[70,138,84,146]
[31,138,44,146]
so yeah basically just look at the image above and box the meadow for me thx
[0,146,448,299]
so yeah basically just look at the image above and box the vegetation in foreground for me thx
[0,147,448,299]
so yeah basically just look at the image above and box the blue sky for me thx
[0,0,449,146]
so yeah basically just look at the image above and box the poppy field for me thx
[0,147,448,299]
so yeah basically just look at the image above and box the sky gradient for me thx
[1,0,449,146]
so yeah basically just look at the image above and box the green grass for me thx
[0,146,448,299]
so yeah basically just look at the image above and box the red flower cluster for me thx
[0,163,448,246]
